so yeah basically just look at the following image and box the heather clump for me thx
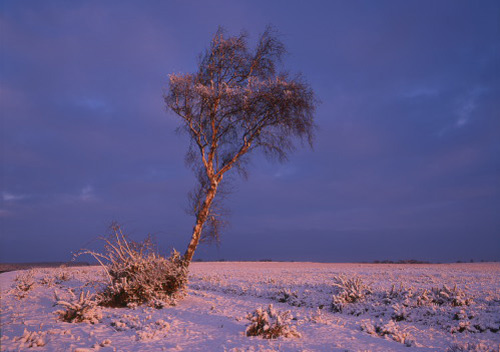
[77,223,188,308]
[430,285,474,307]
[246,304,301,339]
[446,342,499,352]
[13,329,47,348]
[54,289,103,324]
[360,319,416,347]
[110,314,171,340]
[11,269,37,299]
[331,274,372,312]
[275,288,302,306]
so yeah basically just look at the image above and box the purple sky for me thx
[1,1,499,263]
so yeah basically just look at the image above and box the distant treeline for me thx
[189,258,495,264]
[372,259,493,264]
[372,259,431,264]
[0,261,90,273]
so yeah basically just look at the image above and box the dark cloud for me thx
[1,0,499,262]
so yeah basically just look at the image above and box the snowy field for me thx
[1,262,499,351]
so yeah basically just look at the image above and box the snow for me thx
[1,262,499,351]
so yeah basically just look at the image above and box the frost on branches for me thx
[245,304,301,339]
[76,223,188,308]
[165,26,317,263]
[54,289,103,324]
[111,315,171,341]
[360,319,417,347]
[331,274,372,312]
[12,329,47,348]
[11,269,37,299]
[446,341,500,352]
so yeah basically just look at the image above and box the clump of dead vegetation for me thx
[420,285,474,307]
[246,304,301,339]
[54,289,103,324]
[275,288,302,306]
[11,269,37,299]
[331,274,372,312]
[13,329,47,348]
[446,341,500,352]
[11,267,73,299]
[76,223,188,309]
[360,319,416,347]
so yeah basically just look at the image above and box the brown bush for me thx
[77,223,189,308]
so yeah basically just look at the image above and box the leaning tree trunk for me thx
[183,183,218,263]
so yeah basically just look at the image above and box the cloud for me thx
[2,192,28,202]
[79,185,96,202]
[1,0,499,262]
[455,87,487,128]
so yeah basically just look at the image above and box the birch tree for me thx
[165,27,317,263]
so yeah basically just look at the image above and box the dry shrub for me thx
[383,283,414,304]
[331,274,372,312]
[39,275,56,287]
[246,304,301,339]
[309,308,328,324]
[391,303,409,321]
[13,329,47,348]
[415,285,473,307]
[136,319,171,341]
[39,268,71,287]
[54,268,72,283]
[78,223,188,308]
[11,269,37,299]
[275,288,302,306]
[110,314,170,340]
[431,285,474,307]
[446,342,499,352]
[54,289,102,324]
[361,319,416,347]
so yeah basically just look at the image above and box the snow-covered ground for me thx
[1,262,499,351]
